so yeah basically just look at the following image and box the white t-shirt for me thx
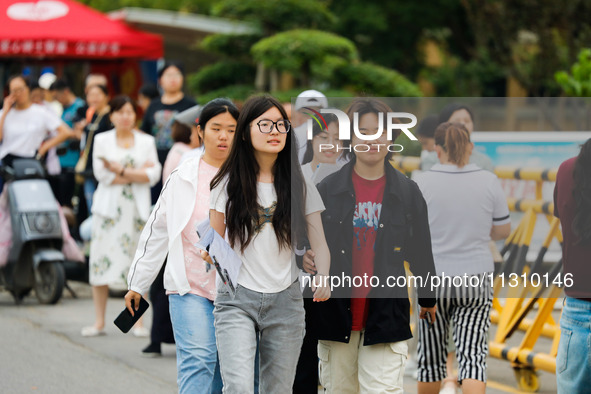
[210,176,324,293]
[414,163,510,276]
[0,104,62,160]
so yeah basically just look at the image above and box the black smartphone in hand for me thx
[114,297,149,333]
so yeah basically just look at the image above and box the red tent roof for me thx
[0,0,163,59]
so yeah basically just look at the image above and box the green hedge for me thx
[251,29,358,73]
[333,62,423,97]
[212,0,335,33]
[195,84,257,104]
[201,34,263,59]
[187,61,256,95]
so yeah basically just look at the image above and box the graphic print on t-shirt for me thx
[353,202,382,250]
[153,109,176,150]
[350,172,386,330]
[254,202,277,234]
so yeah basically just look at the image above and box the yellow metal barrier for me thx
[391,155,563,392]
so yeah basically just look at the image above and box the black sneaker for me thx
[141,342,161,358]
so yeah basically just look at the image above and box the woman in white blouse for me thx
[82,96,161,337]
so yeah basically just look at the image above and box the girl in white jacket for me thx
[124,99,239,394]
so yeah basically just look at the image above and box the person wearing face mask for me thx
[421,104,493,173]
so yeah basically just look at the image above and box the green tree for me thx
[328,0,468,75]
[333,62,423,97]
[211,0,336,35]
[251,29,358,86]
[555,48,591,97]
[461,0,591,96]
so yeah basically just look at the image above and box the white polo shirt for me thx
[414,163,510,276]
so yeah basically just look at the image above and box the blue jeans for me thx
[169,293,222,394]
[557,297,591,393]
[214,281,305,393]
[84,179,97,215]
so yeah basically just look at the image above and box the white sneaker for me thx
[439,382,457,394]
[132,326,150,338]
[81,326,106,337]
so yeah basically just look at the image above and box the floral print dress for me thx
[89,153,145,290]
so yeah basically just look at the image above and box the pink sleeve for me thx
[162,143,189,183]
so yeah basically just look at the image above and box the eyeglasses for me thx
[256,119,291,134]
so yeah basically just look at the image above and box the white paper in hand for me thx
[195,219,242,297]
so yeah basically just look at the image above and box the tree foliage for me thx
[333,62,423,97]
[201,34,263,60]
[328,0,468,75]
[555,49,591,97]
[461,0,591,95]
[211,0,336,35]
[196,84,257,104]
[187,61,256,94]
[251,29,358,74]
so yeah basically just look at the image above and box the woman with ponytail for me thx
[415,122,510,394]
[554,138,591,392]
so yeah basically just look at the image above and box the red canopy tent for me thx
[0,0,162,59]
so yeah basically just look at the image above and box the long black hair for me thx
[211,95,306,252]
[572,138,591,244]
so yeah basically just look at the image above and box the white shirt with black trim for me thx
[415,163,510,277]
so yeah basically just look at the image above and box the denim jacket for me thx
[312,160,437,346]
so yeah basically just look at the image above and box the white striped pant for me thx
[417,274,493,383]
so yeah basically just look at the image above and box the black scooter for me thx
[0,158,65,304]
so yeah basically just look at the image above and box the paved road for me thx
[0,282,558,393]
[0,283,177,394]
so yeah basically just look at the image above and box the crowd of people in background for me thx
[0,64,589,394]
